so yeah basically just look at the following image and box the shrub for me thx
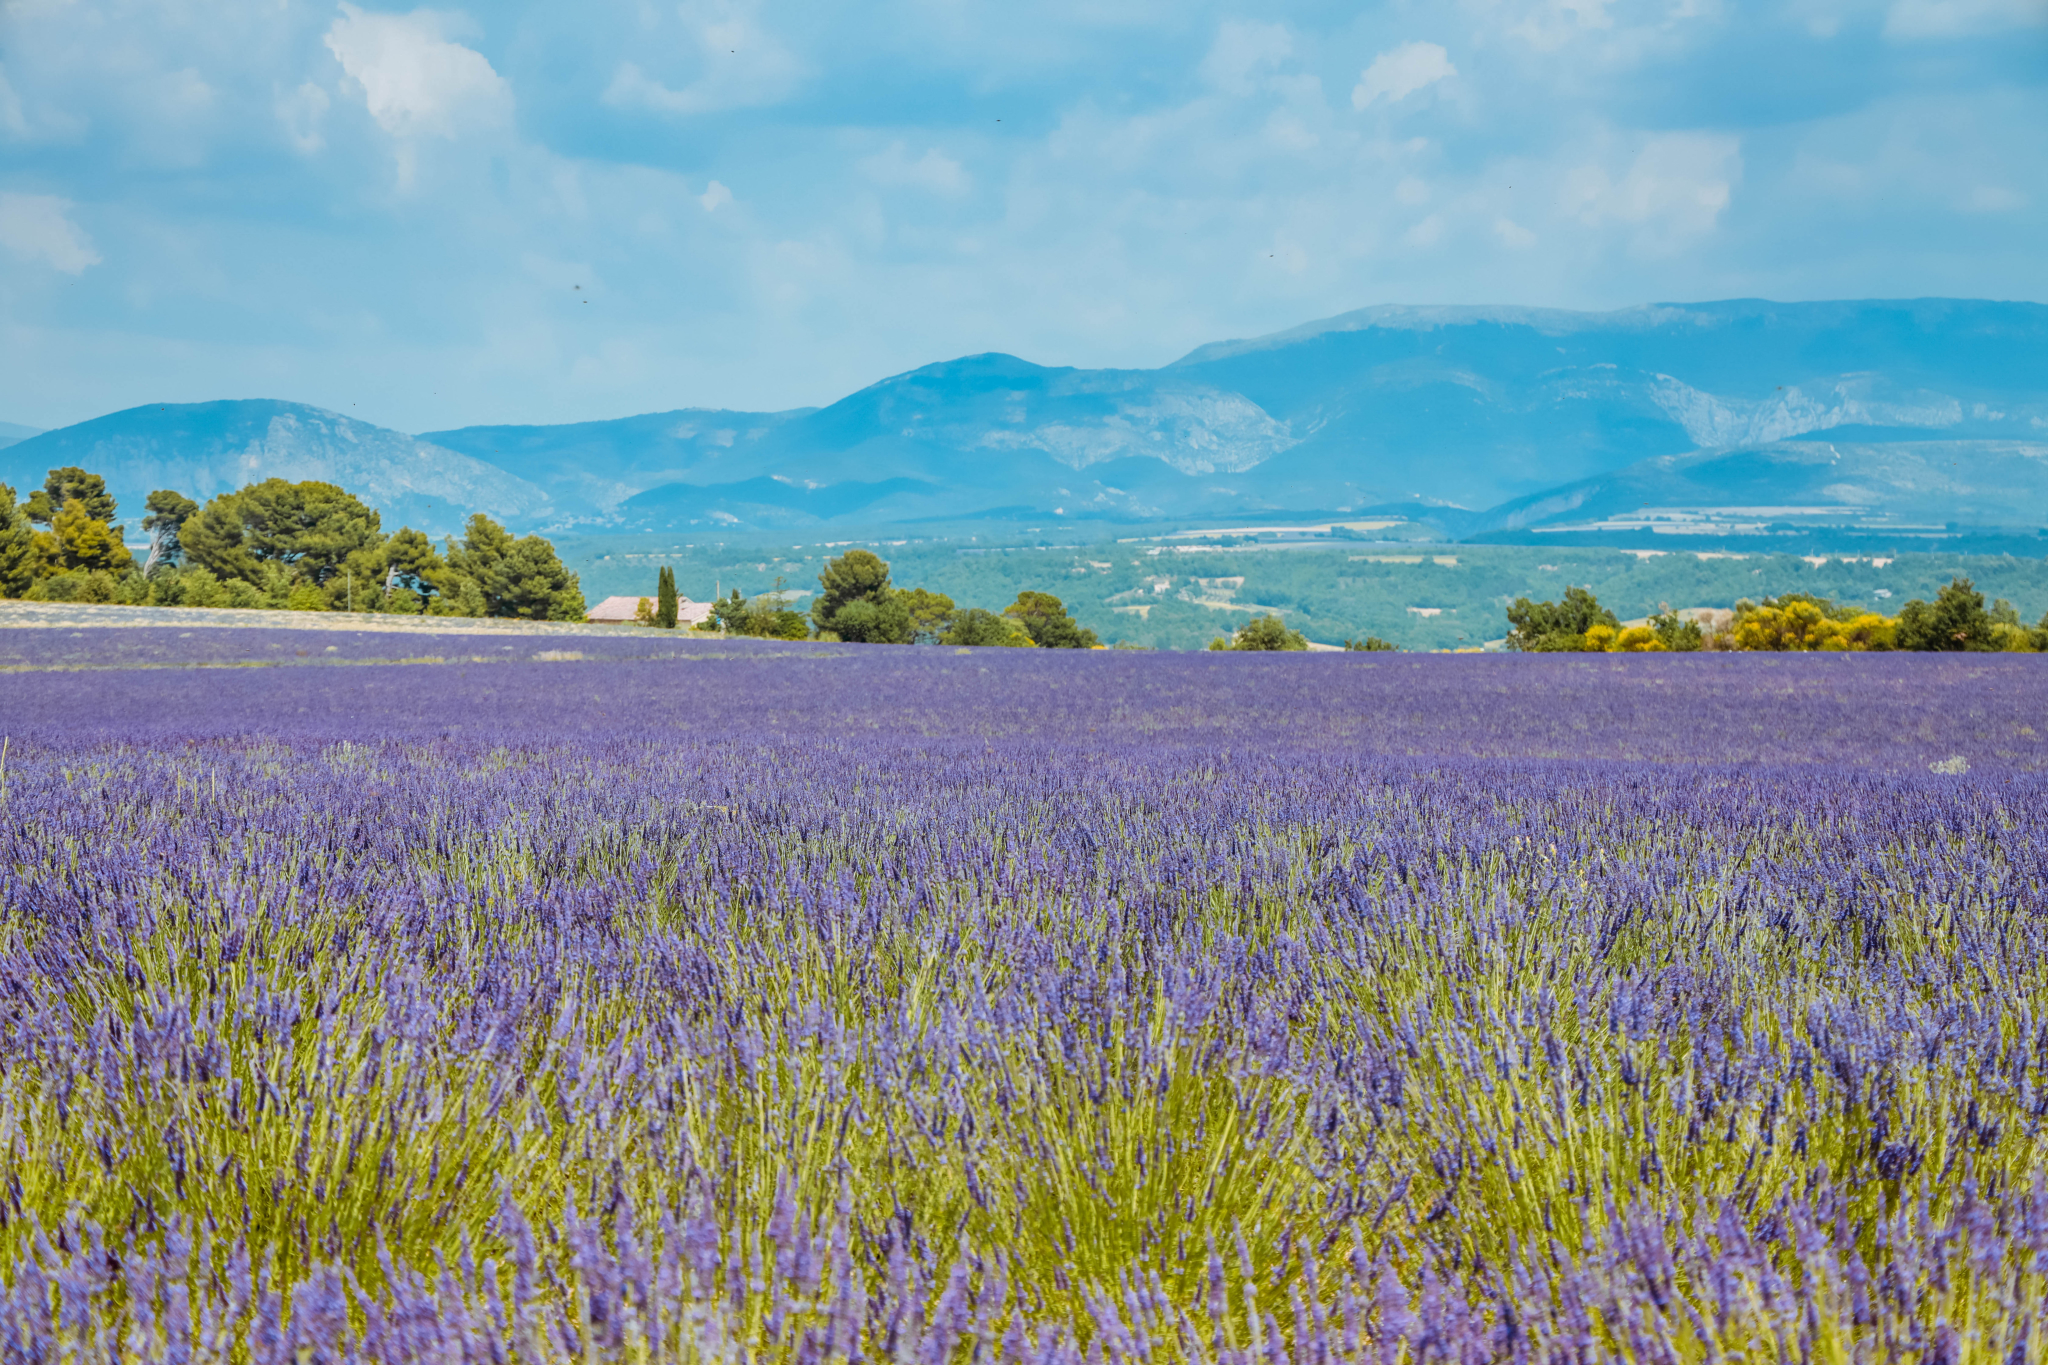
[1648,608,1704,651]
[942,607,1035,647]
[1506,586,1616,651]
[222,577,270,610]
[24,569,119,603]
[1895,577,1997,651]
[1004,591,1099,648]
[1612,625,1664,652]
[1217,614,1307,651]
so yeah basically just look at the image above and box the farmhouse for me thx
[584,594,716,627]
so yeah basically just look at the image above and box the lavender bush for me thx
[1,630,2045,1360]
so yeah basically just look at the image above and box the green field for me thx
[560,534,2048,650]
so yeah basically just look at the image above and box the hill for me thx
[1174,299,2045,518]
[417,408,810,521]
[1477,437,2048,543]
[9,299,2045,543]
[0,400,553,535]
[437,298,2048,534]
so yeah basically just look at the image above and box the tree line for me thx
[647,548,1106,647]
[668,551,1413,651]
[1506,577,2048,652]
[0,466,586,619]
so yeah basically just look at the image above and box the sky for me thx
[0,0,2043,434]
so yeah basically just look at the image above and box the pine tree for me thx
[20,467,134,577]
[184,479,380,587]
[447,514,584,620]
[0,484,41,597]
[51,501,133,574]
[657,565,679,629]
[1002,591,1099,648]
[812,549,913,643]
[141,490,199,575]
[381,527,452,612]
[25,468,119,528]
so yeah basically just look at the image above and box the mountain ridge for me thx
[8,298,2046,544]
[0,400,552,536]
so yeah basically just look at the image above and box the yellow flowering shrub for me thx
[1816,613,1896,651]
[1614,625,1666,651]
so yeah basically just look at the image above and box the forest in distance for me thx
[564,534,2048,651]
[13,456,2048,651]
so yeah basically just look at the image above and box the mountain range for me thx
[1,401,551,534]
[6,298,2045,544]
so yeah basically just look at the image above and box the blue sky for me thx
[0,0,2042,433]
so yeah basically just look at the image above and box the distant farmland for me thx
[562,535,2048,650]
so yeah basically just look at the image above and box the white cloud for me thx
[155,68,216,120]
[0,69,30,139]
[602,0,804,116]
[859,142,970,195]
[0,193,100,273]
[1494,215,1537,247]
[1200,21,1293,96]
[1965,184,2024,212]
[1264,109,1318,152]
[1488,0,1619,50]
[277,82,332,155]
[323,4,511,140]
[605,64,687,113]
[699,179,733,211]
[1885,0,2046,37]
[1352,42,1456,109]
[1563,132,1741,248]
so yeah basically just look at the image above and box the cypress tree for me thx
[656,565,679,629]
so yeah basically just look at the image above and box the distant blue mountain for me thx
[1477,437,2048,537]
[1174,299,2046,515]
[0,400,552,535]
[11,300,2046,541]
[418,408,809,521]
[423,297,2048,533]
[0,421,41,451]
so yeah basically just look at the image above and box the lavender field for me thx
[2,629,2046,1361]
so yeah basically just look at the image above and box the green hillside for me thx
[560,534,2048,651]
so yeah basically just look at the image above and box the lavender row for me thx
[0,642,2045,1358]
[3,631,2044,772]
